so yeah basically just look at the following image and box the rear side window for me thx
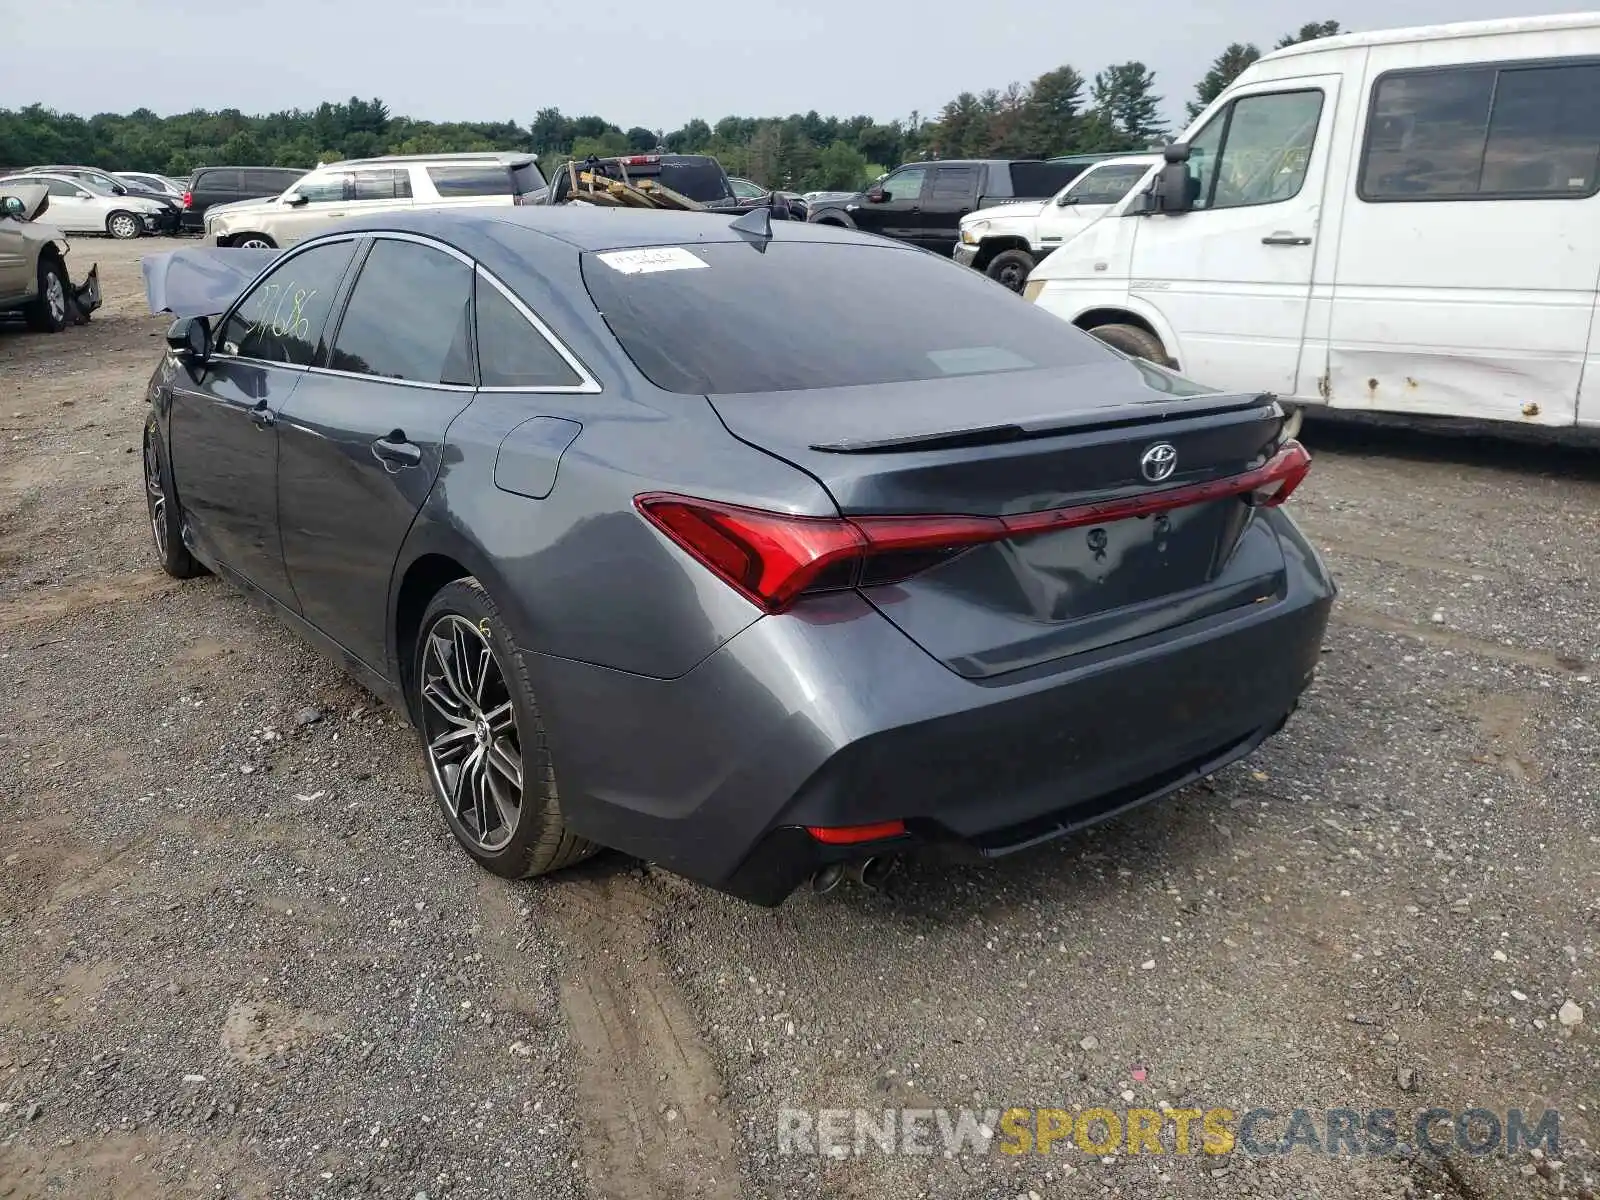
[930,166,976,199]
[351,169,413,200]
[426,164,512,196]
[218,241,356,366]
[200,169,241,192]
[475,276,584,388]
[657,158,734,202]
[243,169,292,195]
[581,240,1107,394]
[1360,60,1600,199]
[328,239,473,384]
[510,162,546,194]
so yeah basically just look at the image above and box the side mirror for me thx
[112,184,128,195]
[285,193,308,207]
[166,315,211,362]
[1058,194,1078,207]
[75,191,93,200]
[0,195,23,219]
[1149,144,1196,215]
[865,186,886,202]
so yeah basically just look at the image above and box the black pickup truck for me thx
[805,159,1082,257]
[549,154,806,219]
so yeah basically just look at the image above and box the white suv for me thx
[205,152,548,249]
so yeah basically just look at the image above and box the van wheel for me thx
[106,211,142,240]
[1089,323,1172,367]
[985,249,1036,293]
[24,257,69,333]
[230,233,276,249]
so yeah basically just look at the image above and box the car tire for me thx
[985,249,1036,293]
[413,578,598,881]
[106,211,142,240]
[229,233,276,250]
[1089,322,1173,367]
[23,256,69,333]
[142,416,204,579]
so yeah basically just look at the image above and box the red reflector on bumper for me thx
[806,820,907,845]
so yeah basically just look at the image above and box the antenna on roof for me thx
[729,205,772,242]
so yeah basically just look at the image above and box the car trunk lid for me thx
[706,364,1296,678]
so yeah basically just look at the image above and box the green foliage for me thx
[0,27,1341,190]
[1276,20,1341,49]
[1187,44,1262,121]
[1089,62,1167,149]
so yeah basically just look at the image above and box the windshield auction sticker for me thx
[595,247,707,274]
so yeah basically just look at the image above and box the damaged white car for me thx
[0,181,101,332]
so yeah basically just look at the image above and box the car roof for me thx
[1262,12,1600,61]
[325,205,892,254]
[3,173,84,187]
[324,151,536,168]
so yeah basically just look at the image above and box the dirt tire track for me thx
[549,875,743,1200]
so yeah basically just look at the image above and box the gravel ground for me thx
[0,237,1595,1200]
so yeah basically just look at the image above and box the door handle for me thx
[250,401,274,429]
[1262,233,1312,246]
[371,430,422,469]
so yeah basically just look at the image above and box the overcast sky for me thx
[3,0,1591,132]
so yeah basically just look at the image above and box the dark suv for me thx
[179,166,306,233]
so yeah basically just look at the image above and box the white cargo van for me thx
[1026,14,1600,431]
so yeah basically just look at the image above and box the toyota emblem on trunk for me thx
[1139,442,1178,483]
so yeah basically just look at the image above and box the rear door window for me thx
[202,169,242,194]
[930,165,976,200]
[327,239,473,384]
[217,241,357,366]
[581,240,1106,394]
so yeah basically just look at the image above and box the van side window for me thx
[1186,90,1325,211]
[1360,62,1600,200]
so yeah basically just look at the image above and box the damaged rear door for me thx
[1325,55,1600,425]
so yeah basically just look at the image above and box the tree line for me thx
[0,22,1339,194]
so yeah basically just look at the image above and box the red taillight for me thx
[181,191,192,208]
[621,155,660,165]
[636,440,1311,614]
[806,820,907,845]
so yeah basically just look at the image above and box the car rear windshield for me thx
[1007,161,1082,196]
[580,240,1105,394]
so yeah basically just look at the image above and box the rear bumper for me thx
[530,519,1334,904]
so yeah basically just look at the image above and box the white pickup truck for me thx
[953,154,1157,292]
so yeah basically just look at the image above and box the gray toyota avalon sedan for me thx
[141,207,1334,905]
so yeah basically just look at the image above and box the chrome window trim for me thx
[473,265,602,394]
[208,234,364,368]
[210,229,602,394]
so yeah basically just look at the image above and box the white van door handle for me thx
[1262,233,1312,246]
